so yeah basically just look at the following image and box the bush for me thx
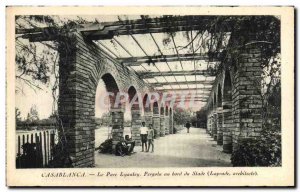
[231,127,281,167]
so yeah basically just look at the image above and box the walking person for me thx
[140,122,148,152]
[147,124,154,153]
[186,121,191,133]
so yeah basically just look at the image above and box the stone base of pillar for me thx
[110,109,124,153]
[160,117,165,136]
[217,133,223,145]
[217,108,223,145]
[223,134,232,153]
[165,117,169,135]
[144,112,153,127]
[152,115,160,139]
[131,110,142,146]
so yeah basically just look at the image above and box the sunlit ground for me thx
[94,127,231,168]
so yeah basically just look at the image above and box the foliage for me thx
[231,126,281,167]
[15,108,22,123]
[47,143,74,168]
[16,15,90,168]
[15,15,90,93]
[26,105,39,122]
[231,80,281,167]
[173,108,195,125]
[159,16,280,74]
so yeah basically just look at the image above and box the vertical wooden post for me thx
[43,131,47,166]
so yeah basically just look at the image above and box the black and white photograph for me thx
[6,6,294,187]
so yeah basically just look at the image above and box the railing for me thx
[16,129,57,168]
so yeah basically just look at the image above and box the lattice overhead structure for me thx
[17,15,234,106]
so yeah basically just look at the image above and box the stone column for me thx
[169,109,173,134]
[211,114,214,137]
[58,33,97,167]
[160,116,165,136]
[232,44,264,151]
[152,114,160,138]
[111,108,124,151]
[131,109,142,146]
[213,112,218,140]
[206,114,210,134]
[222,101,233,153]
[144,112,153,127]
[164,116,169,135]
[208,113,213,135]
[217,107,223,145]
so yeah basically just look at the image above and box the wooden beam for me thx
[157,88,212,92]
[118,52,222,66]
[139,70,216,78]
[17,16,233,41]
[151,80,214,86]
[82,16,232,40]
[174,99,207,103]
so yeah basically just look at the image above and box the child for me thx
[140,122,148,152]
[147,124,154,153]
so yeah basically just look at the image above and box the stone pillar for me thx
[211,114,214,137]
[144,112,153,127]
[208,114,213,135]
[131,109,142,146]
[206,114,210,133]
[207,114,210,134]
[169,110,173,134]
[58,33,96,167]
[152,114,160,138]
[111,108,124,151]
[164,116,169,135]
[217,107,223,145]
[222,101,233,153]
[160,116,165,136]
[232,44,264,151]
[213,112,218,140]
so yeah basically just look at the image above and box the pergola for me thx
[15,14,282,168]
[17,15,232,106]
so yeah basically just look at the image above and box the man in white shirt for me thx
[140,122,148,152]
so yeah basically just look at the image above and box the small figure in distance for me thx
[186,121,191,133]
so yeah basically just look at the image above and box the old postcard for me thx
[6,6,294,187]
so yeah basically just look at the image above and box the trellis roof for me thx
[17,15,232,106]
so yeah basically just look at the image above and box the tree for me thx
[173,108,194,125]
[27,105,39,122]
[15,108,22,123]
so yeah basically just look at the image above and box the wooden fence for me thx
[16,129,57,168]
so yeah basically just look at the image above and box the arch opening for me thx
[94,73,124,153]
[153,101,159,115]
[143,94,151,113]
[128,86,140,111]
[223,70,232,103]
